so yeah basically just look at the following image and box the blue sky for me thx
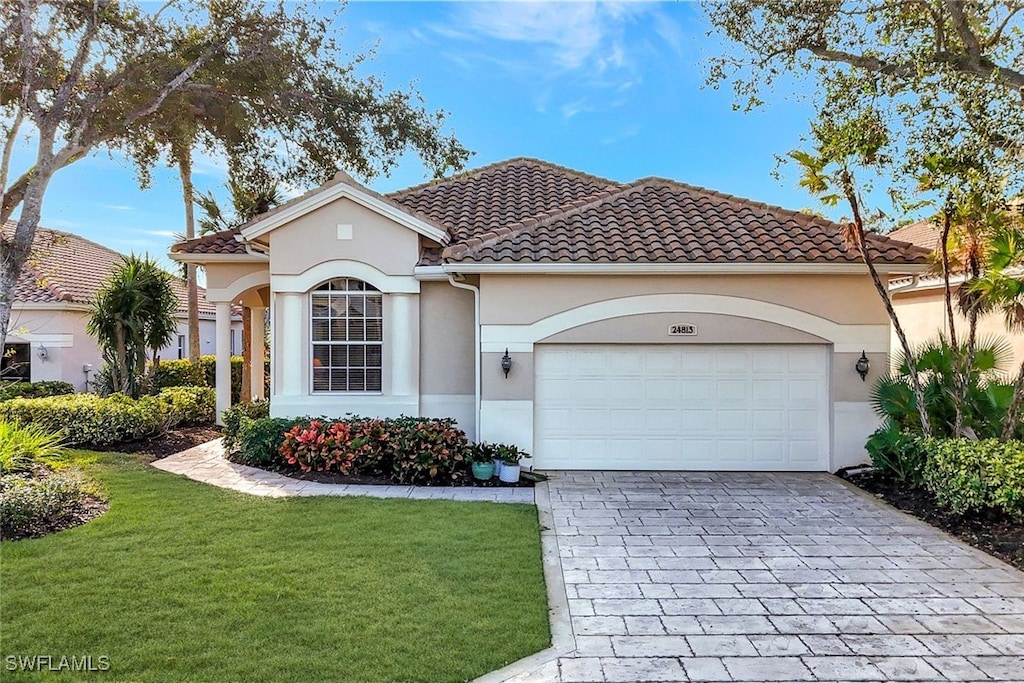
[12,1,830,267]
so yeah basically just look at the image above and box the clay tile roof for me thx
[389,157,623,246]
[888,220,941,252]
[4,220,220,316]
[444,178,930,265]
[172,227,247,255]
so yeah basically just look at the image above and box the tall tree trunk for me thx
[841,172,933,437]
[1003,358,1024,441]
[241,306,252,403]
[177,151,201,364]
[0,151,55,350]
[940,208,966,437]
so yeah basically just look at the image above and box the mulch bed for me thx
[235,457,536,488]
[89,425,222,459]
[2,494,109,542]
[839,469,1024,572]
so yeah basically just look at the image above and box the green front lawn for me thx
[0,453,549,682]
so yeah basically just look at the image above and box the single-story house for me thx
[3,221,242,390]
[888,219,1024,367]
[170,158,928,471]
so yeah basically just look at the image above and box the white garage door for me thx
[534,344,830,471]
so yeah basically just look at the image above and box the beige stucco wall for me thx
[479,274,888,326]
[269,198,421,277]
[203,262,269,293]
[419,281,475,395]
[7,306,101,391]
[893,287,1024,371]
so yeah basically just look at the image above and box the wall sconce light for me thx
[855,351,870,382]
[501,348,512,378]
[36,344,48,362]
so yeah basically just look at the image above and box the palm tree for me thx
[195,177,283,235]
[87,256,177,399]
[969,223,1024,440]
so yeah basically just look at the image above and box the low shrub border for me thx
[226,414,532,487]
[0,387,216,448]
[0,381,75,402]
[843,432,1024,570]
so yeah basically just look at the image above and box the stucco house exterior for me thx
[888,220,1024,367]
[170,158,928,471]
[3,222,241,391]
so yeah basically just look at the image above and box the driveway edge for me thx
[831,472,1024,574]
[474,478,575,683]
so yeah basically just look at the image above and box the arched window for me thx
[311,278,383,392]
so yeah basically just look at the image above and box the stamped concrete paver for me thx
[506,471,1024,682]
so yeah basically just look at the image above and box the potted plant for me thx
[496,444,526,483]
[467,442,496,481]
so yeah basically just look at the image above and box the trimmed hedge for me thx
[236,417,303,466]
[221,400,270,451]
[0,387,215,448]
[922,438,1024,520]
[0,381,75,402]
[157,386,216,426]
[153,356,270,403]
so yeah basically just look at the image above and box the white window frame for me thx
[309,278,384,394]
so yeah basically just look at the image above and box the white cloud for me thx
[99,204,134,212]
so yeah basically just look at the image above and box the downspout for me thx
[447,272,481,440]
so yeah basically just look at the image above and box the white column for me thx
[279,293,304,396]
[390,293,416,396]
[215,301,232,425]
[250,306,266,400]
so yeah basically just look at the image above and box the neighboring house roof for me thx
[3,220,223,317]
[170,157,929,267]
[888,220,941,252]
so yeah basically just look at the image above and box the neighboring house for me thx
[888,220,1024,367]
[171,158,927,471]
[2,222,242,390]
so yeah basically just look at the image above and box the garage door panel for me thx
[535,344,829,471]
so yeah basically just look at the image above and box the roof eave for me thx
[441,262,930,275]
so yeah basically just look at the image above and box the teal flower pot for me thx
[472,461,495,481]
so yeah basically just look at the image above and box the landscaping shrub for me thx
[0,421,65,473]
[157,386,216,425]
[236,417,302,466]
[247,415,471,483]
[0,388,210,448]
[151,359,207,389]
[151,356,270,403]
[0,469,88,539]
[0,381,74,401]
[386,417,468,484]
[864,421,927,485]
[922,438,1024,519]
[222,400,270,451]
[280,420,359,473]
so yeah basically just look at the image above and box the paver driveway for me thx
[516,472,1024,683]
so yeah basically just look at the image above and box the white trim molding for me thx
[206,269,271,303]
[240,181,448,245]
[6,333,74,348]
[480,293,890,354]
[445,262,927,276]
[168,253,266,264]
[272,260,419,294]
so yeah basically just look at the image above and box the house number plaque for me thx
[668,323,697,336]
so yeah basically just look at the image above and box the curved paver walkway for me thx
[152,439,534,504]
[497,471,1024,683]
